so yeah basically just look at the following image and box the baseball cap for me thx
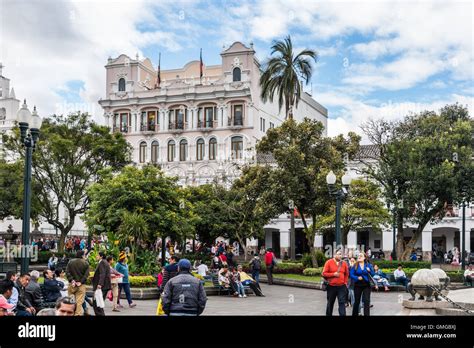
[0,296,14,310]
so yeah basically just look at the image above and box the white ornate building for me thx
[0,63,20,157]
[99,42,327,186]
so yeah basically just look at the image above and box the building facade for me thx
[99,42,327,186]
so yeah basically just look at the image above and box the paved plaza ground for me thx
[103,284,418,316]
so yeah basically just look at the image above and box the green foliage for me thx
[362,104,473,259]
[256,118,360,267]
[314,179,390,244]
[260,35,317,119]
[371,260,431,269]
[86,165,194,245]
[128,275,157,287]
[302,267,323,276]
[1,113,131,252]
[128,250,160,276]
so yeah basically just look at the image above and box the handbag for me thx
[94,289,105,308]
[106,290,113,302]
[321,259,343,291]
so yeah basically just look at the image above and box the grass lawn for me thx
[273,274,321,283]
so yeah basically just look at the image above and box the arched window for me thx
[151,140,159,164]
[139,141,147,163]
[168,140,175,162]
[179,139,188,161]
[196,139,205,161]
[209,138,217,160]
[231,136,243,160]
[232,67,241,82]
[118,78,126,92]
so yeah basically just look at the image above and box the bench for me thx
[211,272,251,296]
[0,262,18,279]
[370,273,406,291]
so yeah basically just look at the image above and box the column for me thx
[421,230,432,261]
[347,231,357,249]
[218,105,224,128]
[192,107,198,129]
[382,229,393,260]
[314,234,323,250]
[246,102,253,127]
[280,230,290,259]
[164,109,169,131]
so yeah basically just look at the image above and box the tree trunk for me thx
[58,231,67,253]
[395,213,404,260]
[309,245,319,268]
[400,222,428,260]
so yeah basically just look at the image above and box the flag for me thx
[155,52,161,88]
[199,48,203,82]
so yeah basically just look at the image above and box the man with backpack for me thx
[264,248,276,285]
[249,255,262,284]
[322,249,349,316]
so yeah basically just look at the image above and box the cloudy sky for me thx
[1,0,472,141]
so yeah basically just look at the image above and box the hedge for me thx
[14,251,77,264]
[303,268,323,276]
[370,260,431,269]
[242,262,305,274]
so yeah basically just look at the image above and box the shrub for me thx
[129,275,156,288]
[300,251,327,268]
[303,267,323,276]
[371,260,431,269]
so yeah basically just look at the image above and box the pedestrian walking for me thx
[115,251,136,308]
[249,255,262,284]
[264,248,276,285]
[91,252,111,316]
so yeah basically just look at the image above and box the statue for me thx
[408,268,450,302]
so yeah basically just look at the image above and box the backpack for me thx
[252,258,261,271]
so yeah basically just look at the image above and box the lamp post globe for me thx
[17,99,32,125]
[30,106,43,130]
[326,170,336,185]
[341,172,352,186]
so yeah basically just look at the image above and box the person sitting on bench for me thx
[372,265,390,291]
[218,264,238,296]
[237,265,265,297]
[464,264,474,286]
[394,264,409,290]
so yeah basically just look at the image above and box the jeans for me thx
[326,284,347,316]
[251,271,260,284]
[16,309,33,316]
[396,276,409,290]
[353,284,371,316]
[118,283,133,305]
[236,282,245,296]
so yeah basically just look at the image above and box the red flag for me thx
[200,48,203,82]
[155,52,161,89]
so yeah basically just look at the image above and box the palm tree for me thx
[260,35,318,119]
[118,211,149,262]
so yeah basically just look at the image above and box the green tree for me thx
[256,118,360,266]
[260,35,318,119]
[361,104,473,260]
[314,179,390,245]
[2,113,130,251]
[85,165,194,252]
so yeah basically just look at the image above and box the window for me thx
[204,107,214,128]
[168,140,175,162]
[120,112,129,132]
[269,122,274,129]
[147,111,157,131]
[374,240,381,249]
[118,78,126,92]
[231,136,243,160]
[260,117,266,132]
[139,141,147,163]
[209,138,217,160]
[196,139,204,161]
[151,141,159,164]
[170,107,186,129]
[233,104,243,126]
[232,67,241,82]
[179,139,188,161]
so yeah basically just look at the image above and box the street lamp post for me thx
[387,202,397,261]
[288,200,295,261]
[17,100,42,275]
[453,152,467,270]
[326,170,352,249]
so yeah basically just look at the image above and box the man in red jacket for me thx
[322,249,349,316]
[264,249,276,285]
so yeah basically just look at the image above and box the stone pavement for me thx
[102,284,413,316]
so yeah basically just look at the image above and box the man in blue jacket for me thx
[42,269,64,302]
[161,259,207,316]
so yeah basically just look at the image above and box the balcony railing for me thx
[227,117,243,127]
[197,120,215,129]
[113,125,129,133]
[168,122,186,131]
[140,123,159,132]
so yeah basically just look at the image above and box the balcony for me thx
[168,122,186,133]
[197,120,215,129]
[112,125,129,133]
[227,117,244,129]
[140,123,159,133]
